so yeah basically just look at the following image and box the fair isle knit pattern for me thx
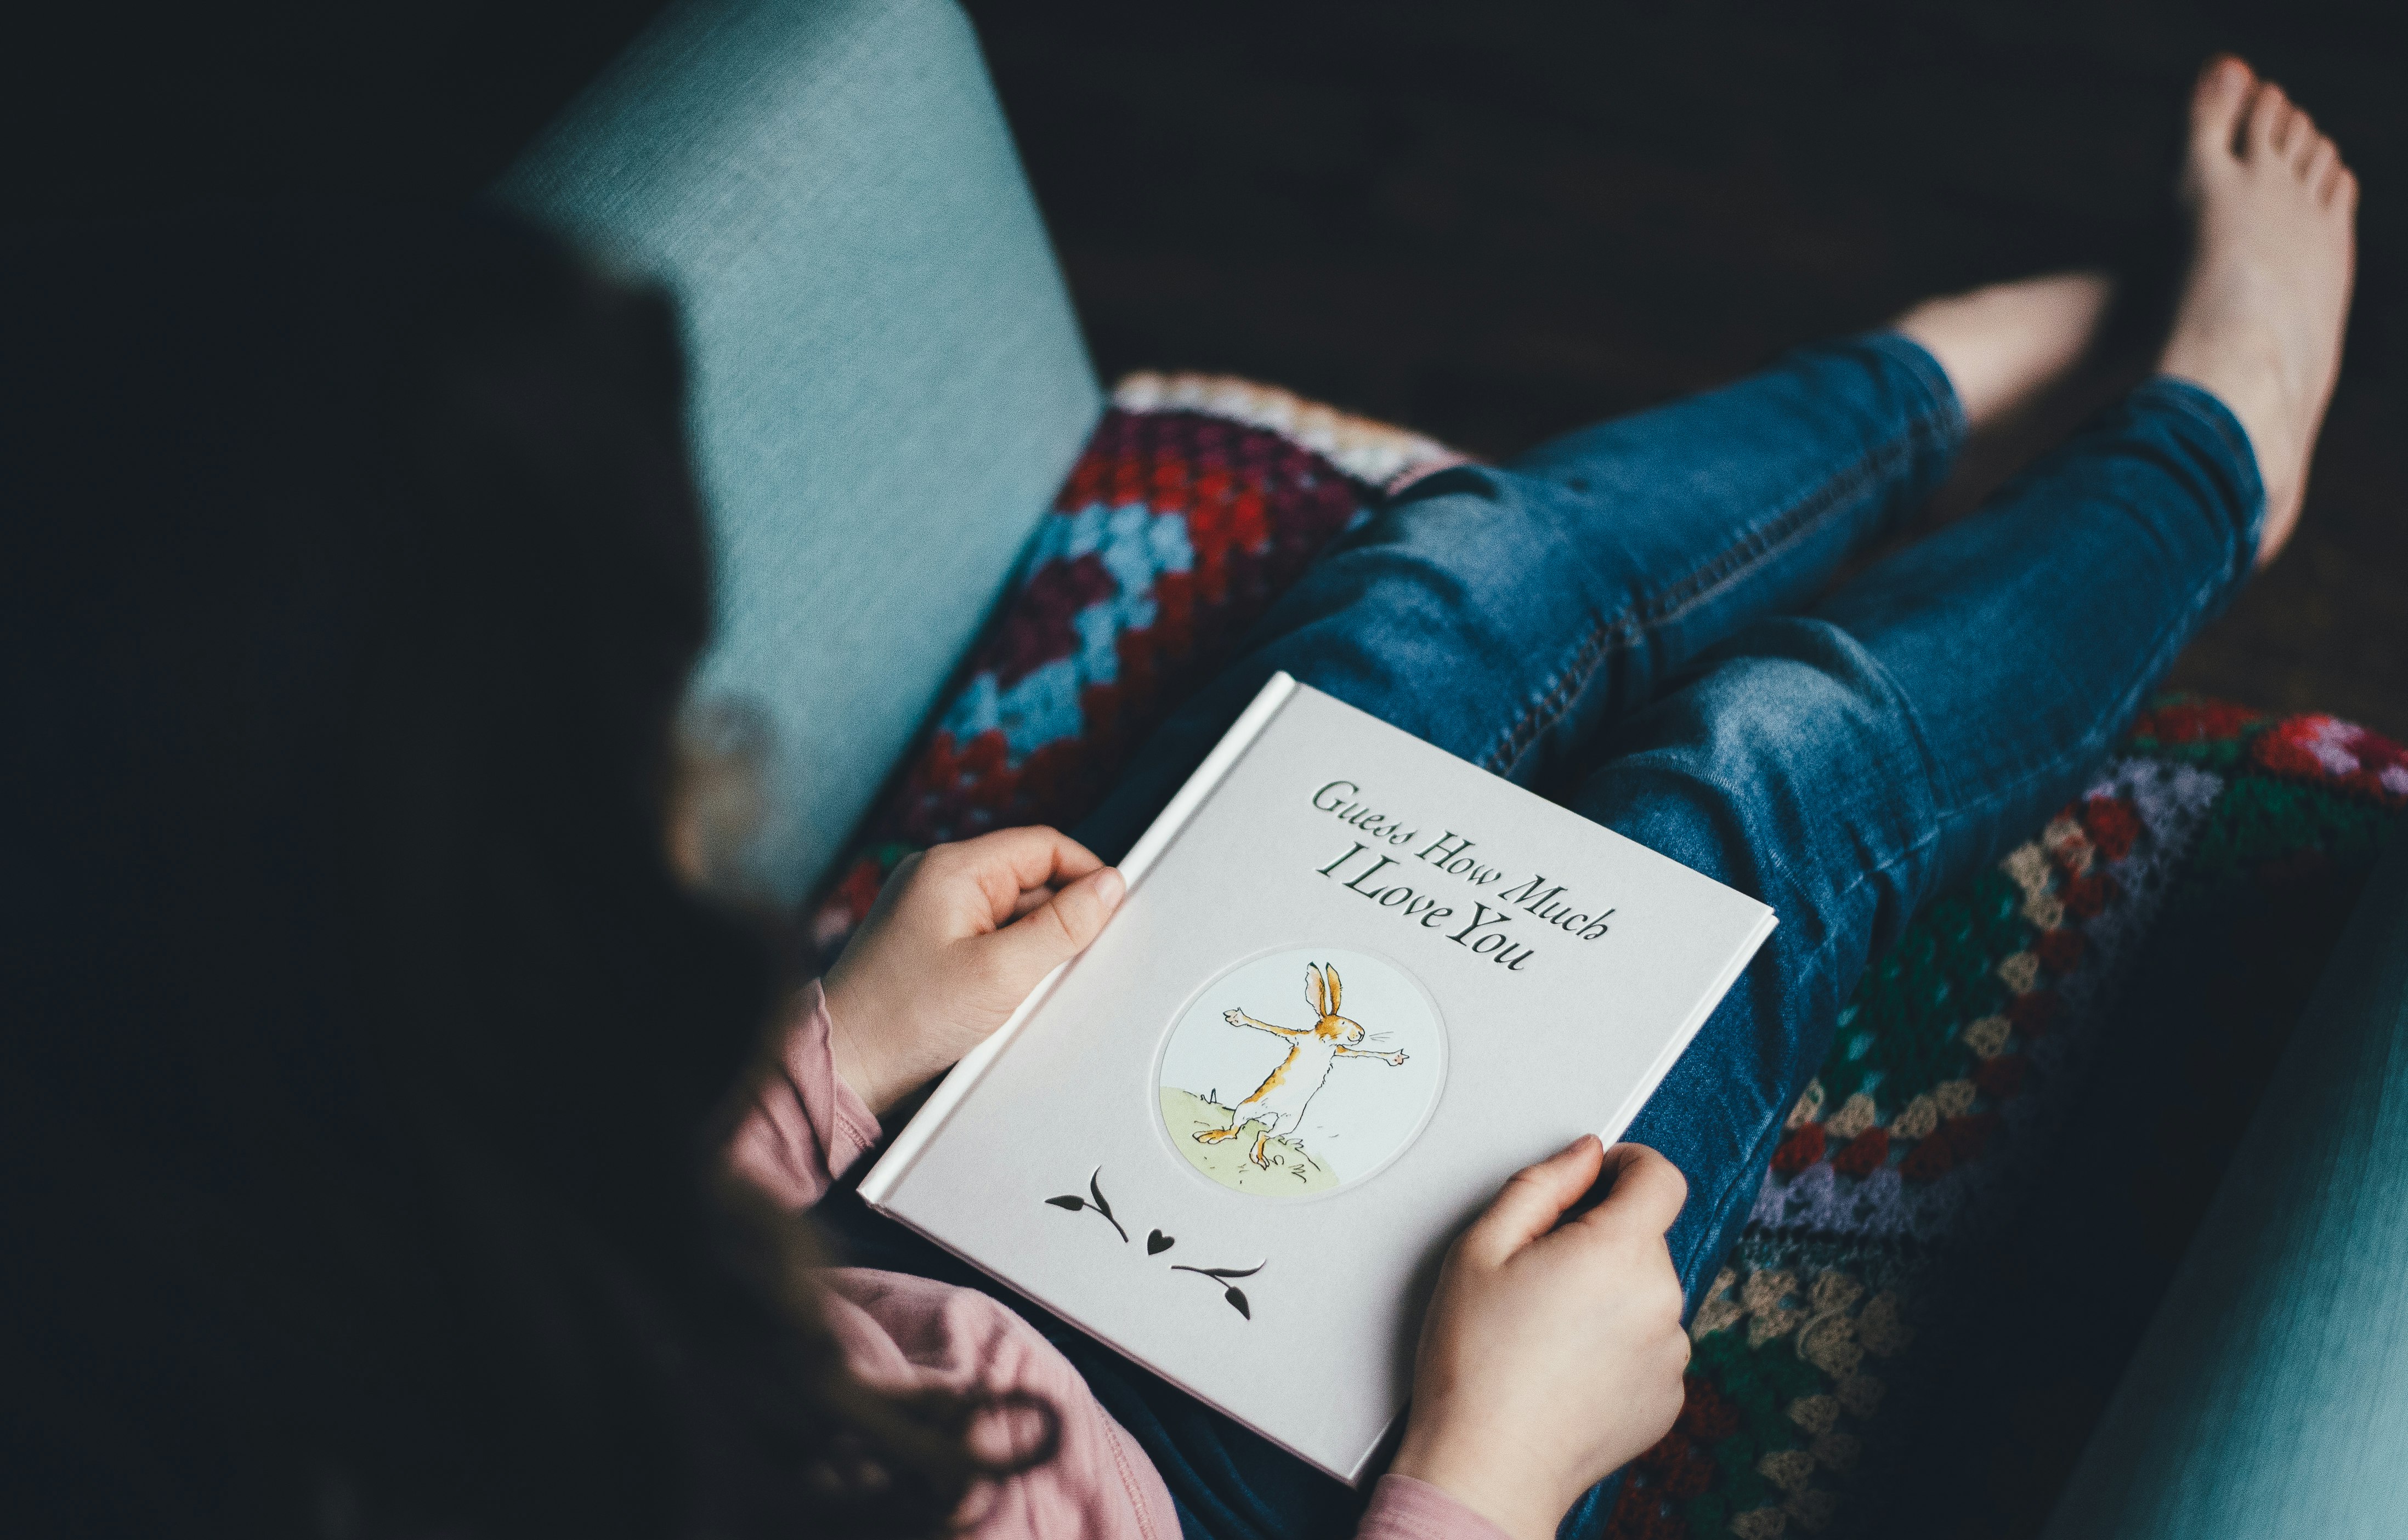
[807,382,2407,1540]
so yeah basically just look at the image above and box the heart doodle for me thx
[1147,1229,1175,1254]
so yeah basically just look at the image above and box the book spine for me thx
[856,670,1302,1207]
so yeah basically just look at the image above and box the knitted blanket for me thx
[1622,700,2405,1540]
[810,379,2408,1540]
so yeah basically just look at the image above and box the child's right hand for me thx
[1389,1135,1691,1540]
[822,827,1125,1116]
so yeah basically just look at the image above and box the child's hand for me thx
[1390,1135,1690,1540]
[822,828,1125,1116]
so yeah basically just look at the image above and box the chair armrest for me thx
[498,0,1101,901]
[2043,828,2408,1536]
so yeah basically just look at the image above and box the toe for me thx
[2247,81,2293,160]
[2285,111,2320,171]
[2304,137,2339,193]
[2191,54,2254,150]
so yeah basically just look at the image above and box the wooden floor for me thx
[965,0,2406,740]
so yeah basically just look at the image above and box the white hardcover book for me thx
[858,673,1775,1484]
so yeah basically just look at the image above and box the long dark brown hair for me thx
[2,209,1044,1538]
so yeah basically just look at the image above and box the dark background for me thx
[12,0,2399,735]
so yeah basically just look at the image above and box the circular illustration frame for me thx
[1149,942,1449,1203]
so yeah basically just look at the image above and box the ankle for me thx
[1891,272,2114,431]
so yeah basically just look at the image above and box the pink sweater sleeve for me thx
[1355,1476,1519,1540]
[726,979,882,1209]
[722,985,1505,1540]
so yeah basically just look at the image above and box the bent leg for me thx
[1577,377,2264,1311]
[1077,335,1962,859]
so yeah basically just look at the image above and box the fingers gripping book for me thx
[859,674,1775,1483]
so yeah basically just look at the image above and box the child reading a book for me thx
[14,53,2352,1540]
[763,54,2360,1540]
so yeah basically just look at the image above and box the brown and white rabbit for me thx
[1194,962,1408,1169]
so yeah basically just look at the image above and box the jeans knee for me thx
[1574,617,1942,950]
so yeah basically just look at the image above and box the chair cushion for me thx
[2034,782,2408,1537]
[498,0,1102,900]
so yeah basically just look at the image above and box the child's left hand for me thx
[822,827,1126,1116]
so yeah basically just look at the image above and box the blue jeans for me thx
[816,334,2263,1540]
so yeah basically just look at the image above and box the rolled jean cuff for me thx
[1856,328,1971,454]
[2133,373,2268,599]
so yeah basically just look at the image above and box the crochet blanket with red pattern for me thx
[1622,700,2403,1540]
[809,378,2407,1540]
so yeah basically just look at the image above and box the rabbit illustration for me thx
[1194,963,1409,1169]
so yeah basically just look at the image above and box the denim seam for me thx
[1481,409,1958,778]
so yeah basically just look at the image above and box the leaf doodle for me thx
[1147,1229,1175,1254]
[1043,1168,1129,1243]
[1171,1261,1265,1319]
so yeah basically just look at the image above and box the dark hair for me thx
[3,210,1042,1537]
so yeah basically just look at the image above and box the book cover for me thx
[859,673,1775,1482]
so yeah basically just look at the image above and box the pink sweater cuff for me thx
[724,979,882,1209]
[1357,1475,1519,1540]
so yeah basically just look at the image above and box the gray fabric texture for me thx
[2042,830,2408,1538]
[499,0,1101,900]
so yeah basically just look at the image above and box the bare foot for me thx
[2157,55,2357,566]
[1895,271,2117,432]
